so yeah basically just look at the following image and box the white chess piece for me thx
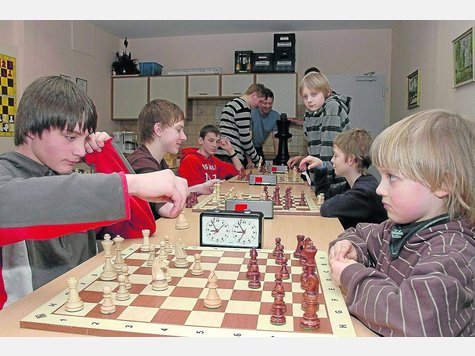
[100,286,116,315]
[175,211,190,230]
[65,277,84,312]
[141,229,151,252]
[151,257,168,291]
[100,234,118,281]
[115,274,130,301]
[147,244,156,266]
[174,238,189,268]
[204,271,222,309]
[191,253,203,276]
[164,235,173,254]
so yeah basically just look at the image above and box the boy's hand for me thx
[191,179,222,195]
[219,137,234,154]
[299,155,323,171]
[85,132,111,153]
[287,155,303,168]
[328,255,357,287]
[329,240,358,261]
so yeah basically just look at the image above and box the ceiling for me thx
[88,20,395,39]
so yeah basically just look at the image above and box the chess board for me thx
[20,243,355,337]
[229,171,305,185]
[0,53,16,137]
[192,188,320,216]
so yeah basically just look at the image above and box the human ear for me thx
[153,123,162,137]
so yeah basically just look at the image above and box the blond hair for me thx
[371,109,475,224]
[298,72,332,99]
[334,128,373,175]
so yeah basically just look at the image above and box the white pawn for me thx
[100,286,116,315]
[204,271,222,309]
[164,235,173,254]
[141,229,150,252]
[191,253,203,276]
[158,240,168,262]
[115,274,130,301]
[175,211,190,230]
[147,244,156,267]
[65,277,84,312]
[121,266,132,290]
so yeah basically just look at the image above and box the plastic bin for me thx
[139,62,163,76]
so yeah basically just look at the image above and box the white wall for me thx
[390,20,475,123]
[0,20,120,153]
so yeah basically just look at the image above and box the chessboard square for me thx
[151,309,190,325]
[131,294,166,308]
[225,300,261,314]
[128,273,152,285]
[169,268,188,278]
[126,255,149,264]
[234,279,261,290]
[84,280,117,293]
[231,289,263,302]
[222,251,246,258]
[257,315,294,332]
[200,262,218,271]
[185,310,224,328]
[216,257,245,266]
[78,290,104,303]
[85,304,127,319]
[200,249,225,258]
[221,313,258,329]
[117,305,157,322]
[56,302,96,316]
[140,284,176,296]
[160,296,198,310]
[200,257,220,264]
[317,304,328,318]
[170,286,202,299]
[176,277,208,289]
[292,303,304,317]
[214,270,239,281]
[134,266,152,275]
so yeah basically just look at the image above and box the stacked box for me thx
[139,62,163,76]
[273,33,296,73]
[252,53,274,73]
[234,51,253,73]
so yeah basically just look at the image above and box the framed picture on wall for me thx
[452,27,474,88]
[407,69,420,109]
[76,78,87,93]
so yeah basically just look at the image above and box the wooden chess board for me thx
[229,171,305,185]
[20,244,355,337]
[192,188,320,216]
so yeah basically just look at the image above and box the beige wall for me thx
[0,20,119,153]
[390,20,475,123]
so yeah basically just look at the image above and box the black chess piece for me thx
[273,113,292,165]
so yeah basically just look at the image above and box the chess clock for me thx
[200,209,264,248]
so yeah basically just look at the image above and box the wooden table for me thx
[0,181,376,337]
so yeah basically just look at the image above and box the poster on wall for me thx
[0,53,16,137]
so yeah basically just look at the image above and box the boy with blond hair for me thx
[328,109,475,336]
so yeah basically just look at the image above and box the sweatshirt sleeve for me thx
[0,172,130,246]
[83,138,156,238]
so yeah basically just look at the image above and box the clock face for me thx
[200,210,263,248]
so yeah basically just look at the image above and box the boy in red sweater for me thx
[178,125,243,187]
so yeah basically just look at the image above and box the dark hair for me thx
[138,99,185,143]
[304,67,320,75]
[263,88,274,100]
[199,124,220,139]
[15,75,97,146]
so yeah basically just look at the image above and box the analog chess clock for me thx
[200,209,264,248]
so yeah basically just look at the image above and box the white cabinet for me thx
[150,76,187,113]
[221,74,254,97]
[255,73,297,117]
[188,75,220,98]
[112,76,148,120]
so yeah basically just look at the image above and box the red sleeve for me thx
[216,158,239,179]
[84,138,156,238]
[177,155,205,187]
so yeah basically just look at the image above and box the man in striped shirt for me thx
[328,110,475,336]
[215,83,265,168]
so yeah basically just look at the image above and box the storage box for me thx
[273,51,295,72]
[252,53,274,73]
[234,51,253,73]
[139,62,163,76]
[274,33,296,53]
